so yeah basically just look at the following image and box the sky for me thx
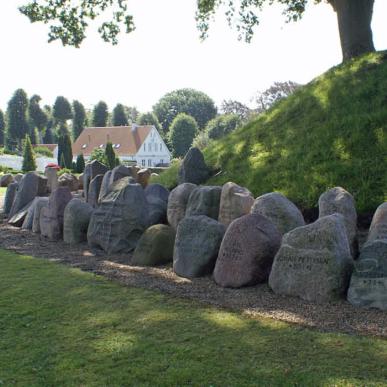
[0,0,386,114]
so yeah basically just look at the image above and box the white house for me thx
[72,124,171,167]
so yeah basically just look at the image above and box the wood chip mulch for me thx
[0,222,386,339]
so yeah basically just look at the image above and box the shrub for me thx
[90,148,107,165]
[169,113,198,158]
[21,135,37,172]
[205,114,241,140]
[34,146,53,157]
[75,154,85,173]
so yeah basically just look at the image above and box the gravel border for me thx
[0,222,386,338]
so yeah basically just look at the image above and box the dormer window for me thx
[99,144,104,148]
[114,144,120,149]
[82,144,87,149]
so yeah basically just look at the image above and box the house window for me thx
[148,143,152,152]
[160,143,162,151]
[160,159,163,164]
[143,144,146,151]
[148,159,152,167]
[82,144,87,149]
[141,159,145,167]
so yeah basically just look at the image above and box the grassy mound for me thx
[204,52,387,212]
[154,53,387,212]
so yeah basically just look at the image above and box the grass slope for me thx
[204,52,387,212]
[0,250,387,386]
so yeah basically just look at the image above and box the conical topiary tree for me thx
[62,132,73,169]
[104,141,116,169]
[76,154,85,173]
[21,134,37,172]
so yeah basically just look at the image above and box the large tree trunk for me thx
[329,0,375,61]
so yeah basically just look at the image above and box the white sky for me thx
[0,0,386,113]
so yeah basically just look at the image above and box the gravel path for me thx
[0,222,386,338]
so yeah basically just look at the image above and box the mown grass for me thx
[0,249,386,386]
[204,52,387,212]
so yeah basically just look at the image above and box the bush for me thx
[192,131,211,150]
[58,168,73,176]
[34,146,53,157]
[21,135,37,172]
[150,159,181,189]
[169,113,198,158]
[75,154,85,173]
[104,142,117,169]
[205,114,241,140]
[89,148,107,165]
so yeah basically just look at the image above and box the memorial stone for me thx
[214,213,281,288]
[178,147,210,185]
[87,174,104,208]
[32,197,49,233]
[83,160,109,201]
[45,167,58,192]
[63,199,93,244]
[269,214,353,303]
[3,182,18,216]
[185,186,222,220]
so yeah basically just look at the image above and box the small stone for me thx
[185,186,222,220]
[132,224,176,266]
[137,168,151,188]
[58,173,79,191]
[269,214,353,303]
[173,215,225,278]
[63,199,94,244]
[167,183,197,230]
[318,187,358,257]
[251,192,305,234]
[214,214,281,288]
[178,147,210,185]
[218,182,254,227]
[0,174,14,187]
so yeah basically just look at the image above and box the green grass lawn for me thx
[0,250,386,386]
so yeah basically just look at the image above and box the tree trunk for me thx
[329,0,375,61]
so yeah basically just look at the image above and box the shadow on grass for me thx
[0,251,386,386]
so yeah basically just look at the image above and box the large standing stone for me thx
[185,186,222,220]
[58,172,79,191]
[83,160,109,201]
[251,192,305,235]
[178,147,210,185]
[3,182,18,216]
[40,187,73,240]
[347,202,387,310]
[9,172,47,218]
[63,199,94,244]
[0,174,14,187]
[145,184,170,225]
[98,165,133,202]
[45,167,58,193]
[173,215,225,278]
[87,182,149,253]
[132,224,176,266]
[87,174,104,208]
[218,182,254,228]
[22,197,46,230]
[136,168,151,188]
[269,214,353,303]
[32,197,49,233]
[167,183,197,230]
[318,187,358,257]
[214,214,281,288]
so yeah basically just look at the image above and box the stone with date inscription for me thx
[214,213,281,288]
[250,192,305,235]
[87,182,149,253]
[132,224,176,266]
[167,183,197,230]
[218,182,254,228]
[318,187,358,257]
[269,214,353,303]
[185,186,222,220]
[347,202,387,311]
[63,199,94,244]
[173,215,225,278]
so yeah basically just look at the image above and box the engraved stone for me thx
[63,199,93,244]
[347,202,387,310]
[132,224,176,266]
[9,172,47,218]
[214,213,281,288]
[218,182,254,227]
[173,215,225,278]
[87,182,149,253]
[83,160,108,202]
[87,174,104,208]
[318,187,358,257]
[40,186,73,240]
[144,184,170,225]
[167,183,197,230]
[269,214,353,303]
[250,192,304,234]
[178,147,210,185]
[32,197,49,233]
[185,186,222,220]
